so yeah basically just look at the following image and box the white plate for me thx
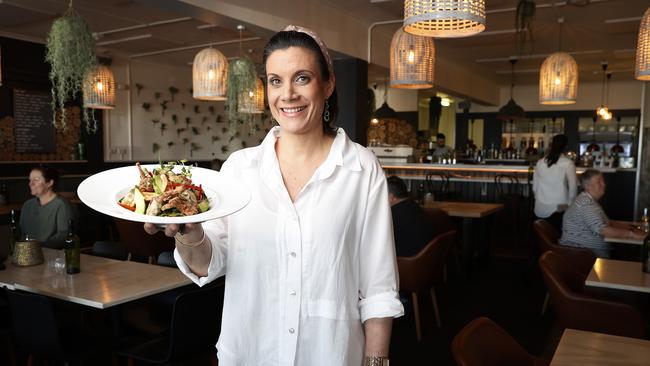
[77,164,250,224]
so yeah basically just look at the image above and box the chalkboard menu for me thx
[13,88,55,153]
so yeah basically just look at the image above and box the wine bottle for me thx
[641,233,650,273]
[9,209,20,256]
[64,220,81,274]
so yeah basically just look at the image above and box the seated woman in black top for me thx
[387,176,436,257]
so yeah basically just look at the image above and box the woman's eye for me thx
[296,75,310,84]
[268,78,280,86]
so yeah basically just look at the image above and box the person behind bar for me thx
[559,169,645,258]
[19,165,75,249]
[431,133,451,158]
[532,134,577,232]
[387,176,436,257]
[144,26,403,366]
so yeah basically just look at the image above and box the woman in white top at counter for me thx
[533,134,578,232]
[144,26,402,366]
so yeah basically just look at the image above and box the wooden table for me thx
[550,328,650,366]
[422,201,503,218]
[585,258,650,294]
[423,201,503,273]
[0,248,192,309]
[604,221,645,246]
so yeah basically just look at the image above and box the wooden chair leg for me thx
[541,292,549,315]
[411,292,422,341]
[430,287,441,327]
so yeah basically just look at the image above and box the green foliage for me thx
[226,56,257,135]
[516,0,536,55]
[142,102,151,111]
[45,7,98,132]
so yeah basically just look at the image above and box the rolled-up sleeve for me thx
[358,162,404,322]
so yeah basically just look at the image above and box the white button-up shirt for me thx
[175,127,404,366]
[533,155,577,218]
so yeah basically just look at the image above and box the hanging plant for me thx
[181,102,186,109]
[151,119,160,125]
[154,92,161,100]
[221,145,229,154]
[159,123,167,136]
[160,100,168,117]
[207,126,212,132]
[176,128,186,138]
[142,102,151,112]
[202,116,208,124]
[171,114,178,124]
[194,105,200,114]
[135,83,144,96]
[167,141,175,148]
[152,143,160,154]
[192,127,200,135]
[516,0,536,55]
[208,106,215,115]
[216,115,223,123]
[45,1,98,132]
[168,86,179,102]
[182,138,189,145]
[185,117,191,127]
[211,135,220,144]
[190,143,201,157]
[226,56,257,134]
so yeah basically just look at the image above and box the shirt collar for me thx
[244,127,362,175]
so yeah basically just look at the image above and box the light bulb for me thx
[597,106,607,117]
[371,118,379,125]
[603,111,612,120]
[96,81,103,91]
[554,77,561,85]
[208,69,215,80]
[407,50,415,63]
[249,91,254,98]
[440,97,451,107]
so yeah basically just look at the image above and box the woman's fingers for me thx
[144,222,201,239]
[143,223,158,235]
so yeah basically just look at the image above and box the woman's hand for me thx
[143,223,203,242]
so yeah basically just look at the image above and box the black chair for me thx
[118,282,224,365]
[90,241,128,261]
[494,174,525,248]
[6,290,97,365]
[425,171,454,201]
[157,251,177,268]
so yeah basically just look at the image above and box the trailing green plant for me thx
[516,0,536,56]
[45,2,98,132]
[159,123,167,136]
[153,143,160,154]
[168,86,179,102]
[135,83,144,96]
[226,56,257,135]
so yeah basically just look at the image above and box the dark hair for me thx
[546,134,568,168]
[579,169,602,190]
[31,165,60,190]
[387,175,409,199]
[263,30,338,135]
[436,133,446,140]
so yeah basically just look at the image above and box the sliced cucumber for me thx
[198,199,210,213]
[134,187,146,214]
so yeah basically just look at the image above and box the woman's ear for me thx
[325,76,335,99]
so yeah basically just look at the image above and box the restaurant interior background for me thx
[1,1,650,365]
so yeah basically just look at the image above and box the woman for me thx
[20,165,75,249]
[533,134,577,232]
[144,26,403,366]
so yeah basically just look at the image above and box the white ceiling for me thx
[0,0,647,87]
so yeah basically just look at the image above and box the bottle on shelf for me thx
[9,209,20,256]
[641,208,649,233]
[64,220,81,274]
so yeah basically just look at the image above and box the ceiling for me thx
[0,0,647,89]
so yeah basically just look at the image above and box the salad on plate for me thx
[118,161,210,217]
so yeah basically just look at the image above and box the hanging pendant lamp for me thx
[403,0,486,38]
[390,27,435,89]
[193,47,227,101]
[595,62,612,121]
[371,81,398,124]
[239,77,265,114]
[586,116,600,152]
[539,18,578,105]
[83,65,116,109]
[635,7,650,80]
[498,58,525,121]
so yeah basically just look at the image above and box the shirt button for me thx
[289,328,295,334]
[289,290,296,296]
[290,252,296,257]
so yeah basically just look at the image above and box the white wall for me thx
[372,84,418,112]
[103,57,272,162]
[471,80,644,113]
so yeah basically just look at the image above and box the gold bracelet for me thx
[175,229,206,248]
[363,356,389,366]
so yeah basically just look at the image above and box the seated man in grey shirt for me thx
[560,169,645,258]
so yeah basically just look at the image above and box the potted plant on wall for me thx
[45,0,98,132]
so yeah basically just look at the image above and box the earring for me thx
[323,99,330,123]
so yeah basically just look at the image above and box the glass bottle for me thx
[9,209,20,256]
[642,208,649,233]
[64,220,81,274]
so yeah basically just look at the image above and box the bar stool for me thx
[494,174,524,248]
[425,171,458,201]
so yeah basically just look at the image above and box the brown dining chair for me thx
[452,317,549,366]
[423,208,460,280]
[539,251,645,338]
[397,230,457,341]
[533,219,597,314]
[113,218,175,264]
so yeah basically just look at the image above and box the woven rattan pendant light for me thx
[403,0,486,38]
[83,65,115,109]
[390,27,434,89]
[193,47,227,101]
[539,18,578,105]
[239,77,265,114]
[635,7,650,80]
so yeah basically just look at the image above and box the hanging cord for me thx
[557,17,564,52]
[509,58,517,99]
[600,62,608,107]
[605,72,612,111]
[237,25,245,58]
[65,0,75,16]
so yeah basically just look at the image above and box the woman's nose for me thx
[280,83,296,101]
